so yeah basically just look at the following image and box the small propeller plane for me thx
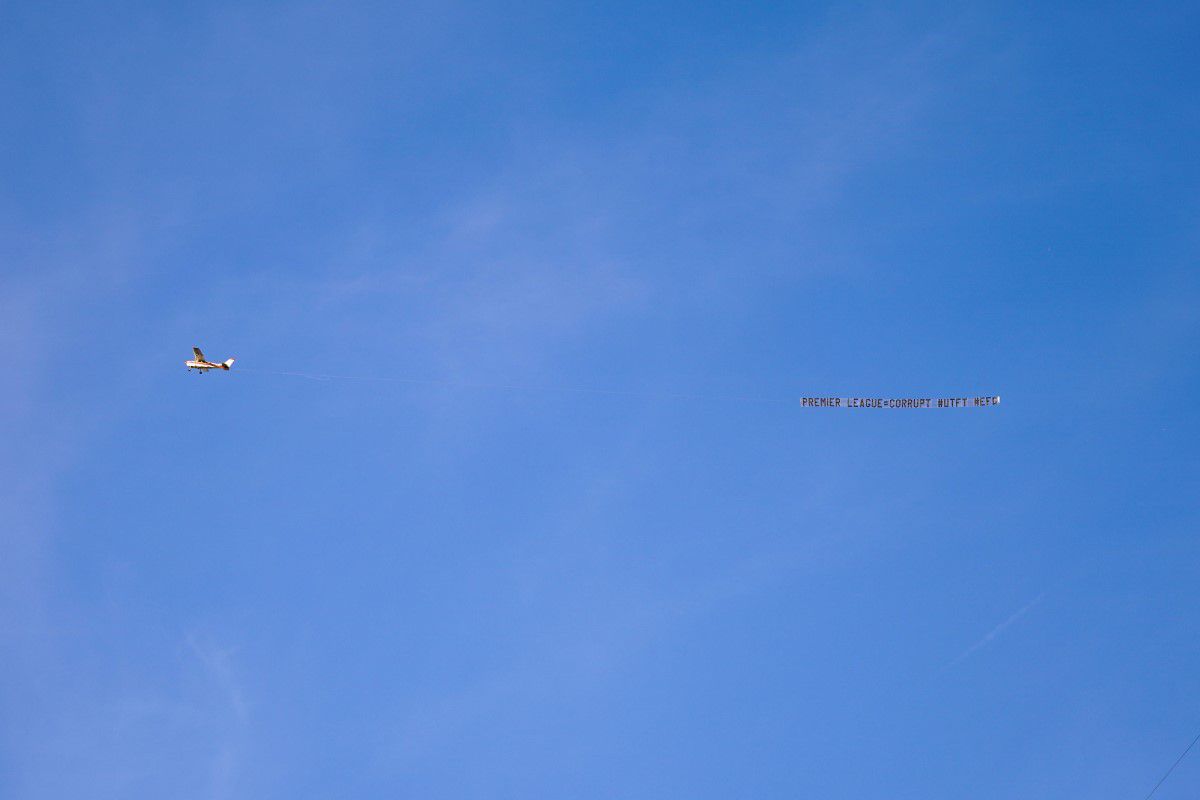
[186,347,235,373]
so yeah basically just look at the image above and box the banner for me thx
[799,396,1001,409]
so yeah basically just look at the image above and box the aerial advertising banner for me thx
[800,396,1001,409]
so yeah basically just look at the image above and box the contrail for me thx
[944,592,1045,670]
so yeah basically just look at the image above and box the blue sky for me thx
[2,2,1198,797]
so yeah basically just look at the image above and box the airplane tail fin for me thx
[222,358,235,370]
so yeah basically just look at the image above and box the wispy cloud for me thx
[186,633,250,726]
[944,592,1046,671]
[186,633,250,800]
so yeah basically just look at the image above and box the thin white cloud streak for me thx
[186,634,250,726]
[186,633,250,800]
[944,592,1046,670]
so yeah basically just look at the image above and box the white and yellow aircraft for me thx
[186,347,235,373]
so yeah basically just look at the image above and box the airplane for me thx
[186,347,235,373]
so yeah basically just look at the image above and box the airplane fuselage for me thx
[186,348,234,372]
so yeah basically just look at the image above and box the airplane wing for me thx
[193,347,205,361]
